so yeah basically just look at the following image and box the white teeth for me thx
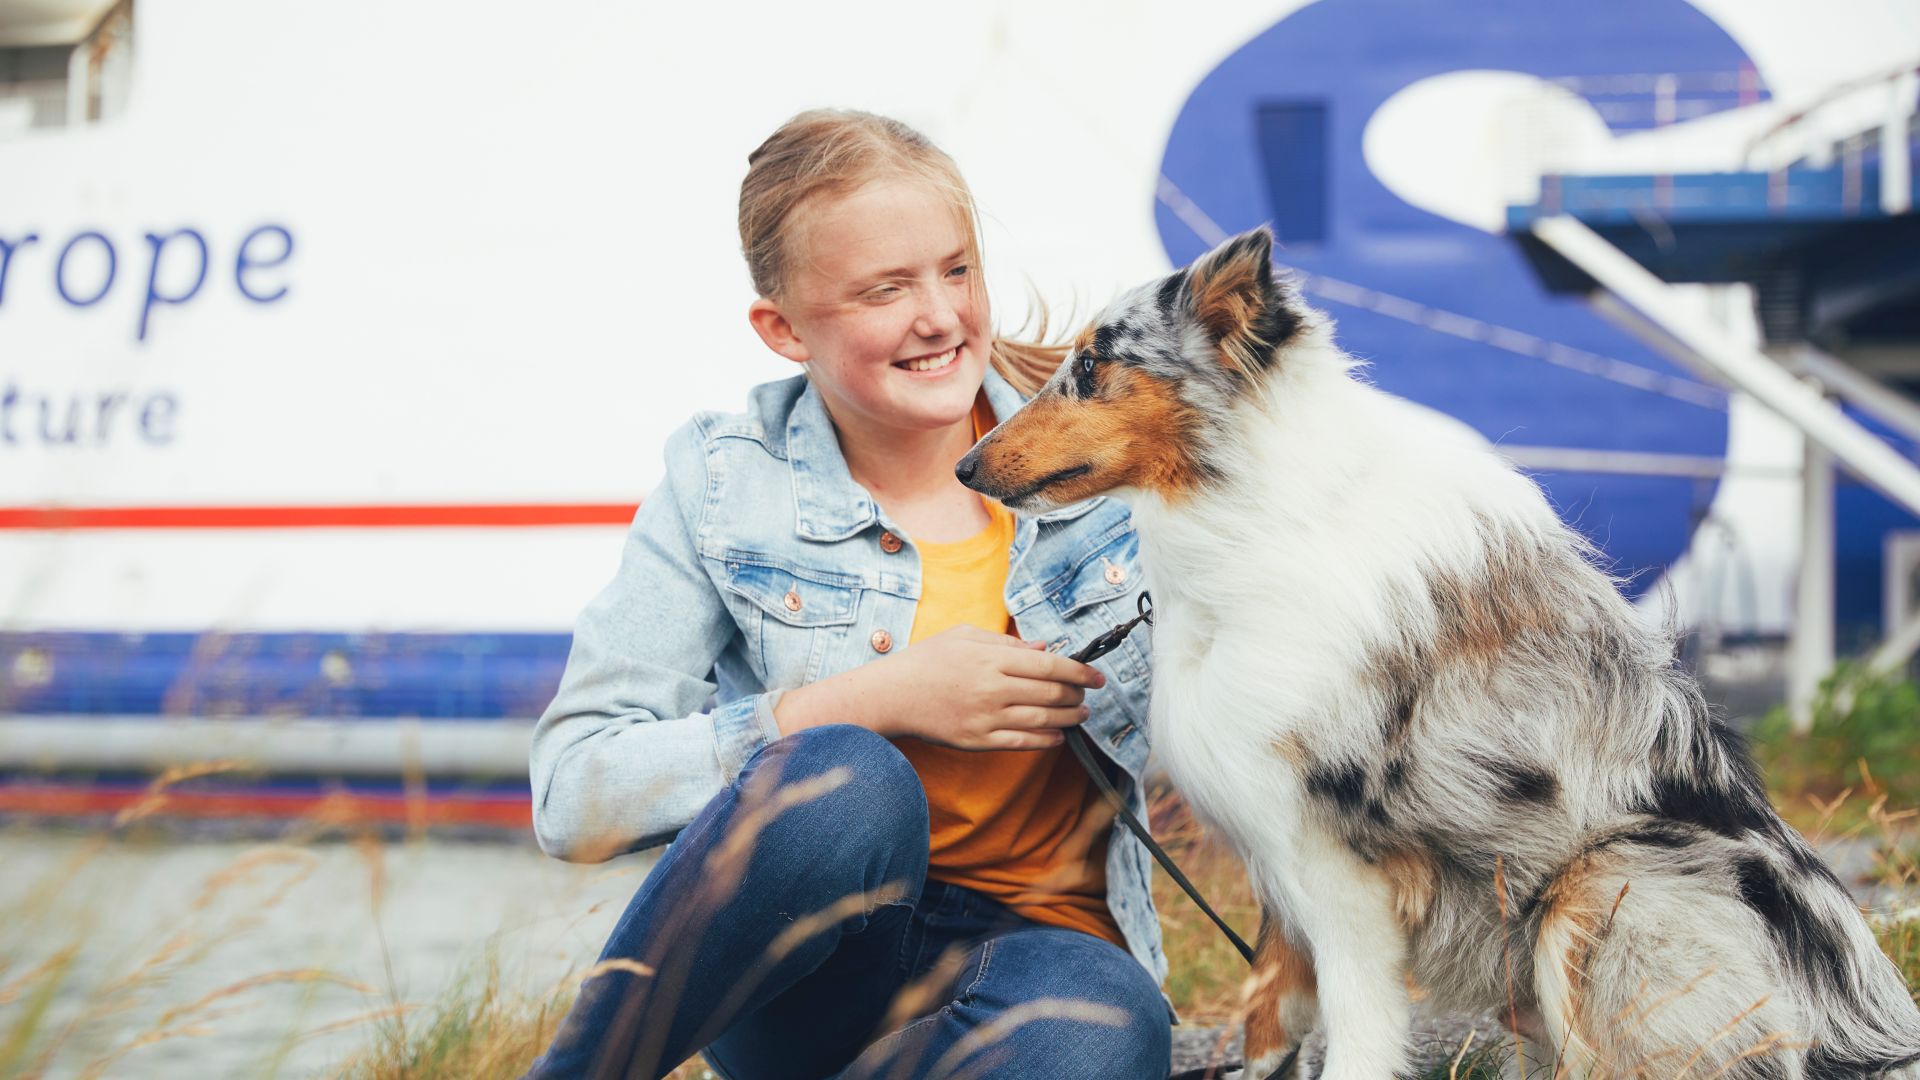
[901,348,957,372]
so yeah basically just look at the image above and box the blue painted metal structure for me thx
[1510,100,1920,641]
[1154,0,1764,597]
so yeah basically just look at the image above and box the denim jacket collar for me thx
[785,365,1059,542]
[785,383,877,543]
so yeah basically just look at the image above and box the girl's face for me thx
[750,177,989,442]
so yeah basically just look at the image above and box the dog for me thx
[956,227,1920,1079]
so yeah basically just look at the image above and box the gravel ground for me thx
[1171,1008,1509,1078]
[1166,832,1913,1080]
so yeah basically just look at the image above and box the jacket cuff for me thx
[712,690,786,782]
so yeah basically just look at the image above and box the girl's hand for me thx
[772,625,1106,750]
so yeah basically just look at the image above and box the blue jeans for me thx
[525,724,1172,1080]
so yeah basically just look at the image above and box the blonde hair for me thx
[738,108,1066,395]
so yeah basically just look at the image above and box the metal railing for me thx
[1743,58,1920,216]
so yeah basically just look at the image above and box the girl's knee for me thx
[972,929,1172,1078]
[738,723,929,876]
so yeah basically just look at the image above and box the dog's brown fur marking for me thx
[1188,242,1275,379]
[1428,536,1568,665]
[969,364,1214,504]
[1243,909,1317,1067]
[1070,322,1099,357]
[1273,732,1311,768]
[1534,848,1620,1010]
[1382,849,1438,929]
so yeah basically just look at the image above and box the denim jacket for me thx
[529,365,1165,983]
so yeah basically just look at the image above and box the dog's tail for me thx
[1762,839,1920,1077]
[1649,683,1920,1076]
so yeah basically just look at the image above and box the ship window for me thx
[0,0,133,139]
[1255,101,1330,246]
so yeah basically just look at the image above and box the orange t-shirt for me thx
[891,396,1122,946]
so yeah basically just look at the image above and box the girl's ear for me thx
[748,298,811,365]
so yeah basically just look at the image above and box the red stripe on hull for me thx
[0,782,533,829]
[0,504,640,530]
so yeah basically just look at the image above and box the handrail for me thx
[1742,57,1920,169]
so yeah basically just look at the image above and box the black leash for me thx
[1062,592,1254,964]
[1063,593,1301,1079]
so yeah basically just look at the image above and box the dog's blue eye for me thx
[1073,353,1100,398]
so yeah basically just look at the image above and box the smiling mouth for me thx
[893,346,959,373]
[1004,464,1091,503]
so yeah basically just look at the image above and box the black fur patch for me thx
[1733,854,1853,1001]
[1382,757,1410,791]
[1156,270,1187,315]
[1386,683,1417,741]
[1726,1053,1792,1080]
[1247,292,1303,368]
[1481,757,1559,806]
[1612,822,1697,849]
[1648,771,1774,839]
[1647,707,1783,841]
[1732,856,1794,932]
[1305,760,1368,813]
[1806,1045,1920,1080]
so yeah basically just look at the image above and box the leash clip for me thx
[1066,590,1153,666]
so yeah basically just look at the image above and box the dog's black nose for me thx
[954,450,978,486]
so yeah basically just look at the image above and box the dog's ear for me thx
[1182,226,1296,379]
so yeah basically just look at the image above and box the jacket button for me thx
[1103,558,1127,585]
[879,531,903,554]
[783,590,802,612]
[870,629,894,653]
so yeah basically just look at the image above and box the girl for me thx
[525,109,1169,1080]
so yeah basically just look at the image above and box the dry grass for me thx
[4,721,1918,1080]
[0,769,390,1078]
[1145,784,1262,1023]
[330,958,564,1080]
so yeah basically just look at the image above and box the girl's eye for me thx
[947,265,971,280]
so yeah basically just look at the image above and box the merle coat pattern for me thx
[955,228,1920,1079]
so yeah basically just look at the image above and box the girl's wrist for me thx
[772,675,901,740]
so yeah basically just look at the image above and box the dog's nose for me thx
[954,448,979,486]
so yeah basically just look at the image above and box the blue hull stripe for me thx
[1,632,572,719]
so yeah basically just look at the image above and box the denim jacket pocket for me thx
[720,556,861,690]
[1045,529,1149,683]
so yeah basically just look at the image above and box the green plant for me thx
[1750,665,1920,815]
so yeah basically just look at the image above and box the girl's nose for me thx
[913,288,961,339]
